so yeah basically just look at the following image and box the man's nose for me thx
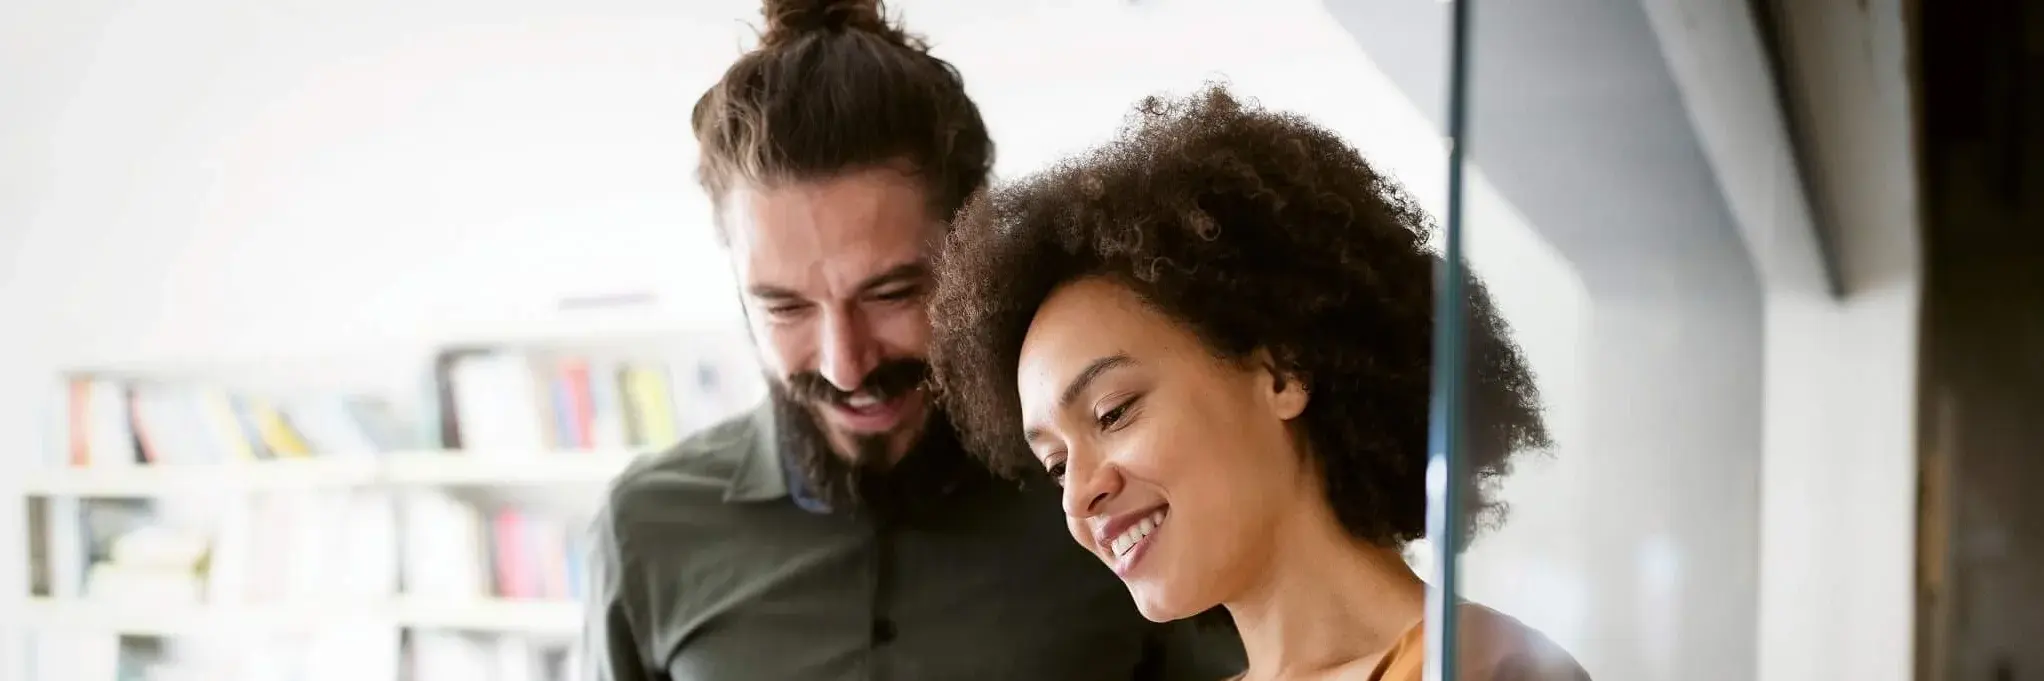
[817,308,879,392]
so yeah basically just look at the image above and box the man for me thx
[582,1,1246,679]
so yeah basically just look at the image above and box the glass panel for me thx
[1405,0,1795,679]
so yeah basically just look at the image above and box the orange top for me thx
[1369,605,1591,681]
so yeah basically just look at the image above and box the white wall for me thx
[0,0,1588,678]
[1758,0,1922,676]
[1641,1,1923,680]
[0,0,1578,371]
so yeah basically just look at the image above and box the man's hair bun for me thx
[760,0,893,48]
[694,0,989,236]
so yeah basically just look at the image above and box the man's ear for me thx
[1250,348,1310,421]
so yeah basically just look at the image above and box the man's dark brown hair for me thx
[927,84,1551,546]
[691,0,994,229]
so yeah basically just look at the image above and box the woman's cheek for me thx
[1127,413,1195,480]
[1065,517,1093,553]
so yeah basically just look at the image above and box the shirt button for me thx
[870,617,898,645]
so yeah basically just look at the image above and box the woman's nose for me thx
[1061,452,1124,518]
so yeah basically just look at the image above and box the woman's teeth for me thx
[1110,508,1168,556]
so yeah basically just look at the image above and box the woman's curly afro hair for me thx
[927,84,1551,546]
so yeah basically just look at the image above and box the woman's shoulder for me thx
[1454,604,1592,681]
[1374,603,1590,681]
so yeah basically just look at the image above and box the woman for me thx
[927,85,1590,681]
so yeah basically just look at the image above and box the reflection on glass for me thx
[1387,0,1822,679]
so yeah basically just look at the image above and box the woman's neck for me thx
[1224,504,1427,681]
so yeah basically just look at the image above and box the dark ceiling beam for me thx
[1747,0,1848,298]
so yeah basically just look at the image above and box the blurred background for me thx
[0,0,2035,680]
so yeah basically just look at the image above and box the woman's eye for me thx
[1097,400,1133,430]
[1046,460,1067,483]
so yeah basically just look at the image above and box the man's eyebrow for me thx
[856,262,930,293]
[747,262,929,301]
[744,262,928,301]
[1022,354,1136,446]
[746,284,803,300]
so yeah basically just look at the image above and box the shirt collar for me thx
[722,402,789,503]
[721,402,832,513]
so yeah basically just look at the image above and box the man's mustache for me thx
[785,358,931,406]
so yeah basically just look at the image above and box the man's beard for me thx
[772,358,977,519]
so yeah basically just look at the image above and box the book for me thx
[399,491,491,600]
[436,347,756,454]
[404,498,586,602]
[45,376,414,469]
[31,493,402,608]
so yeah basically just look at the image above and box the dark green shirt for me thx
[583,404,1245,680]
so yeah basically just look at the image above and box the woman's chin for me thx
[1129,587,1205,623]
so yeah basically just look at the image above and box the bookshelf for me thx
[18,452,629,643]
[15,325,763,681]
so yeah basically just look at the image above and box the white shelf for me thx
[380,451,637,487]
[391,598,582,636]
[18,451,640,497]
[21,597,582,637]
[19,459,380,497]
[21,598,393,636]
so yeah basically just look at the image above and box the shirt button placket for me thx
[868,521,893,680]
[870,617,897,645]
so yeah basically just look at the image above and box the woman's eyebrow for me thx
[1021,353,1136,446]
[1059,353,1135,409]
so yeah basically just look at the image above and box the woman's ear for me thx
[1250,348,1310,421]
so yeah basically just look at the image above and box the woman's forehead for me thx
[1015,279,1202,404]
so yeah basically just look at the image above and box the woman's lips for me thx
[1105,506,1169,577]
